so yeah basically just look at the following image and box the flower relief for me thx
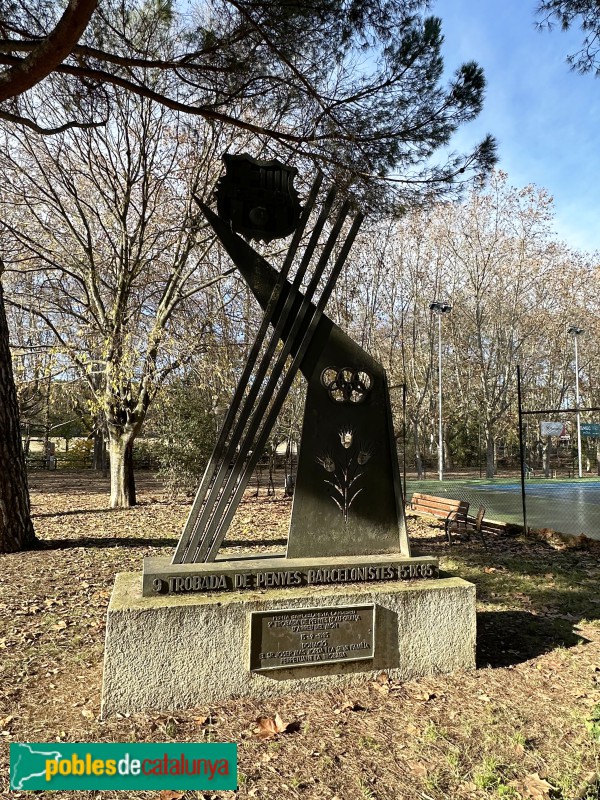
[316,453,335,473]
[316,427,374,523]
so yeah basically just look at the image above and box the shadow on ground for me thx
[477,610,587,668]
[35,536,288,550]
[36,536,180,549]
[33,507,124,519]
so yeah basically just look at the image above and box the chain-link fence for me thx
[400,377,600,540]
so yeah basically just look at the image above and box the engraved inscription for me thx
[250,605,375,671]
[147,561,439,596]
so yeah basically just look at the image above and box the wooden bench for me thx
[448,505,488,549]
[408,493,470,545]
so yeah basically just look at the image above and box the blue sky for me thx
[432,0,600,253]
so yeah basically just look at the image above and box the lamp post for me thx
[430,301,452,480]
[567,325,584,479]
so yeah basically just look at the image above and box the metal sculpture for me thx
[172,156,410,567]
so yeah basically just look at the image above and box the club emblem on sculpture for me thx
[172,155,410,566]
[215,153,301,242]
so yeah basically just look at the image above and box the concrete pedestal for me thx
[101,573,476,717]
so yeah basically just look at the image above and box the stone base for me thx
[101,573,476,717]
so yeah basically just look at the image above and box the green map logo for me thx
[10,742,237,790]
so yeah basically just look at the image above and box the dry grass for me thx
[0,471,599,800]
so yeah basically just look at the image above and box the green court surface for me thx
[405,478,600,540]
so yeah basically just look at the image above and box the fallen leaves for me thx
[406,760,428,778]
[333,700,367,714]
[253,712,299,739]
[196,712,218,726]
[371,672,391,693]
[403,682,436,702]
[2,473,600,800]
[512,741,526,758]
[510,772,554,799]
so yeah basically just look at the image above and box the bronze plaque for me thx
[249,604,375,671]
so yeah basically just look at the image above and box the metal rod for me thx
[437,312,443,481]
[516,364,528,534]
[173,175,324,562]
[520,406,600,415]
[203,212,365,561]
[402,382,407,502]
[574,334,583,478]
[194,202,354,562]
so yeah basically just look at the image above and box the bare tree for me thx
[330,172,599,480]
[1,91,245,507]
[0,0,498,550]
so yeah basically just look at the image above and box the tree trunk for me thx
[443,433,452,471]
[93,429,107,471]
[412,420,424,479]
[0,280,37,553]
[485,430,495,479]
[109,433,137,508]
[543,436,551,478]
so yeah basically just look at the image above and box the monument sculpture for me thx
[144,155,433,592]
[101,156,476,715]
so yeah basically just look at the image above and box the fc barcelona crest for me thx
[215,153,301,242]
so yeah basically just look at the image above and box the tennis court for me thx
[405,478,600,540]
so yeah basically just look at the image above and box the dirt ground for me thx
[0,471,599,800]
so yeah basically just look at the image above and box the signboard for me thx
[249,605,375,671]
[540,421,567,437]
[581,423,600,438]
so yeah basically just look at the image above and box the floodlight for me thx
[429,301,452,314]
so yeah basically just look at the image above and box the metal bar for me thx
[173,175,324,563]
[402,382,407,502]
[192,201,354,563]
[177,190,340,563]
[574,334,583,479]
[516,365,528,534]
[181,197,351,564]
[437,312,443,481]
[383,371,410,557]
[520,406,600,415]
[202,211,365,561]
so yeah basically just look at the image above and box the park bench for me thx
[447,505,488,549]
[408,493,470,545]
[409,492,489,548]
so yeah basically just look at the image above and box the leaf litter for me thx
[0,472,598,799]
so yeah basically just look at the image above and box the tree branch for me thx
[0,108,105,134]
[0,0,98,102]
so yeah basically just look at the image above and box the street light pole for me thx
[430,301,452,481]
[567,325,584,479]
